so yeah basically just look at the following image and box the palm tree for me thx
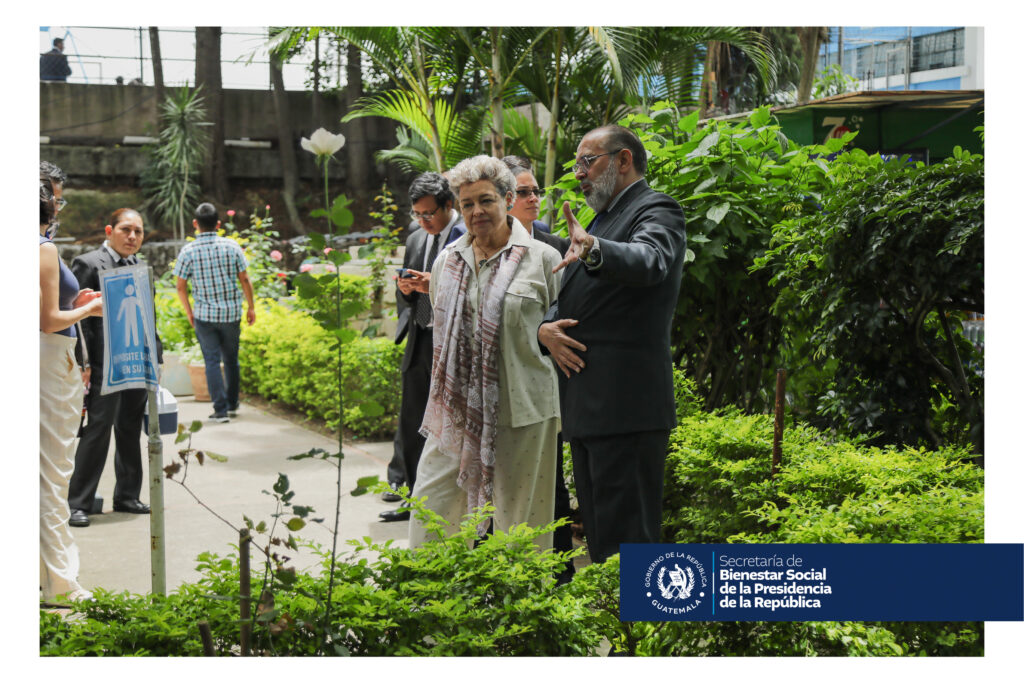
[451,27,552,158]
[142,87,209,240]
[272,27,473,172]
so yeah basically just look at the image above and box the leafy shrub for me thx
[154,287,196,351]
[41,497,597,656]
[655,408,983,655]
[239,300,402,438]
[756,148,984,452]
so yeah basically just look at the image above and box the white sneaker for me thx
[66,588,94,602]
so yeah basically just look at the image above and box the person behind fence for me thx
[40,37,71,82]
[380,173,465,523]
[537,125,687,564]
[39,162,102,602]
[408,155,563,550]
[67,208,161,528]
[173,202,256,423]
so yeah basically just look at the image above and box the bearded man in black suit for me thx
[67,209,160,526]
[380,173,465,522]
[538,125,687,563]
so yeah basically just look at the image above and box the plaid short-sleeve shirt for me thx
[173,232,248,323]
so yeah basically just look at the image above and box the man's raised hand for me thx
[552,201,593,273]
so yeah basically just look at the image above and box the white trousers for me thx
[39,332,85,600]
[408,417,558,550]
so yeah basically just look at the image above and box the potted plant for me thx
[160,342,195,396]
[179,343,210,402]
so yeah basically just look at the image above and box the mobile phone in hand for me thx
[396,268,414,279]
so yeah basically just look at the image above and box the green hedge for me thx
[239,300,402,438]
[41,499,595,656]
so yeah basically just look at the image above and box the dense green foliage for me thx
[662,411,982,545]
[755,148,984,452]
[154,287,196,351]
[42,499,595,656]
[645,394,984,656]
[238,300,401,438]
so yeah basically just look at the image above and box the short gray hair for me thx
[447,155,517,201]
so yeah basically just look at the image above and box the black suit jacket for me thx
[542,180,686,440]
[532,227,569,257]
[71,247,162,377]
[394,221,465,371]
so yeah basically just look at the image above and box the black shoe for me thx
[381,482,403,503]
[227,405,239,417]
[378,504,411,523]
[209,412,230,423]
[69,509,90,527]
[113,499,151,514]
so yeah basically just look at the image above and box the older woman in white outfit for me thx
[409,155,563,549]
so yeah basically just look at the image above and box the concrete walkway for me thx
[73,396,409,596]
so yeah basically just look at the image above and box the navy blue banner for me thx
[620,543,1023,622]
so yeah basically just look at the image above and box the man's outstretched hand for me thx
[552,201,595,273]
[538,318,588,378]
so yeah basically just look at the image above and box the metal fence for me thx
[39,26,319,90]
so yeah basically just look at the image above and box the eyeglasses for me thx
[410,208,440,221]
[572,149,624,174]
[515,188,545,198]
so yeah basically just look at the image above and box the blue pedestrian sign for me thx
[99,264,159,394]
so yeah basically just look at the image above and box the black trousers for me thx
[68,383,147,511]
[552,433,576,582]
[569,429,669,564]
[387,327,433,492]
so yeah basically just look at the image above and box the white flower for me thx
[300,128,346,158]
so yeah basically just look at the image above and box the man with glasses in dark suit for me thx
[538,125,687,564]
[380,173,465,522]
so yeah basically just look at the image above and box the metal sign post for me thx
[146,384,166,595]
[99,263,165,594]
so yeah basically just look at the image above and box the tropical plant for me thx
[755,147,984,453]
[141,86,209,240]
[450,27,553,158]
[812,63,860,100]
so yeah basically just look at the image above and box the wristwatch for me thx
[582,236,602,269]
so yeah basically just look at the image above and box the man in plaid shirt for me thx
[174,202,256,422]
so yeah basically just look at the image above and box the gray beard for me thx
[584,162,618,212]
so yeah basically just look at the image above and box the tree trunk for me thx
[797,27,826,104]
[698,41,720,119]
[344,42,370,205]
[311,34,324,125]
[412,35,445,171]
[149,27,165,114]
[542,29,564,226]
[195,27,228,203]
[270,49,306,235]
[489,29,505,158]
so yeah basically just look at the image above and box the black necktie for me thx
[415,235,440,328]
